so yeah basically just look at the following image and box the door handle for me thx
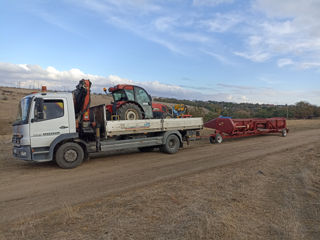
[59,126,68,129]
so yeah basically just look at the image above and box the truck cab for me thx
[12,92,76,162]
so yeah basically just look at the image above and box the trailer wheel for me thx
[215,134,223,144]
[55,142,84,169]
[209,136,215,144]
[118,103,142,120]
[282,129,287,137]
[161,134,180,154]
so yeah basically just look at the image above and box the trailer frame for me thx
[205,117,289,144]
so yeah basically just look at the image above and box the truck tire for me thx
[55,142,84,169]
[209,136,215,144]
[118,103,142,120]
[215,133,223,144]
[161,134,180,154]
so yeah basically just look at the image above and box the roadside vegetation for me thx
[155,97,320,122]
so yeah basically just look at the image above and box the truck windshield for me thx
[13,96,32,125]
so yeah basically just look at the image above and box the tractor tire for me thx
[215,133,223,144]
[118,103,142,120]
[161,134,180,154]
[55,142,84,169]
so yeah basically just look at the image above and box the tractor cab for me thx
[105,85,153,120]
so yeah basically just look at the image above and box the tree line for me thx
[154,97,320,122]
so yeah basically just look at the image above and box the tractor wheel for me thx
[118,103,142,120]
[215,134,223,144]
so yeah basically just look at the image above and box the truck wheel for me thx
[118,103,142,120]
[55,142,84,169]
[138,146,155,152]
[161,134,180,154]
[215,134,223,144]
[282,129,287,137]
[209,136,215,144]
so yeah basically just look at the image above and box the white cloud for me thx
[299,62,320,70]
[0,62,198,99]
[254,0,320,20]
[66,0,320,70]
[201,13,242,32]
[0,62,318,105]
[201,50,234,65]
[73,0,234,57]
[277,58,294,68]
[234,51,270,62]
[153,17,176,32]
[233,0,320,69]
[25,0,320,70]
[173,32,210,43]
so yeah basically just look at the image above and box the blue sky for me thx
[0,0,319,105]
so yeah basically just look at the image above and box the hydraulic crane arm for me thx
[73,79,92,121]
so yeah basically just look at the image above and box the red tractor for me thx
[104,84,172,120]
[105,84,154,120]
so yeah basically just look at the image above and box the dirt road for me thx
[0,129,319,225]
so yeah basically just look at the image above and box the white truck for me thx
[12,90,203,168]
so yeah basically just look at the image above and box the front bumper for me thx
[13,145,32,161]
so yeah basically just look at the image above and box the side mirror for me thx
[35,98,44,120]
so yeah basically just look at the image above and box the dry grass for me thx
[287,119,320,132]
[2,141,320,240]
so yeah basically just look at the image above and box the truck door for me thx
[134,86,153,118]
[29,98,70,148]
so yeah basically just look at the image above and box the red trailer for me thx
[204,117,289,144]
